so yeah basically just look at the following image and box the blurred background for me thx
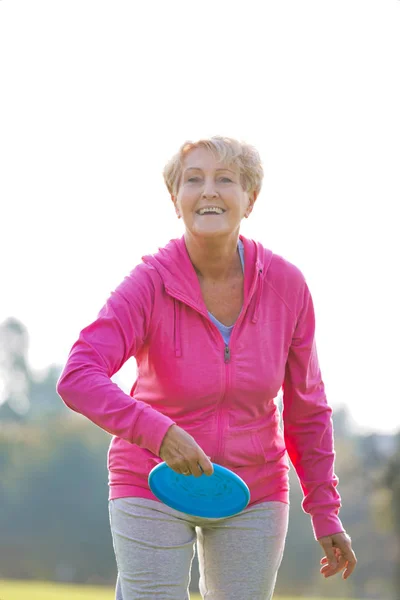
[0,1,399,598]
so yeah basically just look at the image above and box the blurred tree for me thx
[0,319,398,597]
[0,418,115,583]
[332,404,354,440]
[0,317,68,421]
[382,432,400,597]
[0,410,398,596]
[0,317,32,419]
[29,363,69,419]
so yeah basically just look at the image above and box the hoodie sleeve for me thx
[282,280,344,540]
[56,266,175,456]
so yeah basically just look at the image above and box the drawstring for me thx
[252,268,264,323]
[174,299,182,357]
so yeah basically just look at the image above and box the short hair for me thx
[163,136,264,197]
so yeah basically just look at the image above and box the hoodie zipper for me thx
[166,269,262,461]
[214,344,231,461]
[213,268,263,461]
[224,346,230,363]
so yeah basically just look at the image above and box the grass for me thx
[0,581,115,600]
[0,580,362,600]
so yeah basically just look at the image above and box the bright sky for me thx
[1,1,399,434]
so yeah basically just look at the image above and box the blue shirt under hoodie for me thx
[207,238,244,345]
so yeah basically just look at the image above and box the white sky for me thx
[1,1,399,434]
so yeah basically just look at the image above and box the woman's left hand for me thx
[317,532,357,580]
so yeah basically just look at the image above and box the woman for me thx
[57,136,357,599]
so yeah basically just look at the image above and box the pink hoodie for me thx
[57,235,344,540]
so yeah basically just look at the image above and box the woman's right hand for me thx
[159,424,214,477]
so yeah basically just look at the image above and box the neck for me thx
[184,232,242,282]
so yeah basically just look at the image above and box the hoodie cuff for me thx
[134,405,176,456]
[312,512,345,540]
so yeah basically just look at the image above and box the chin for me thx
[192,227,230,239]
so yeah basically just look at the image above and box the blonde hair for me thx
[163,136,264,197]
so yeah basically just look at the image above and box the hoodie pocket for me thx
[256,421,287,464]
[221,430,266,468]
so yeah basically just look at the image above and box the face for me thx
[172,147,257,240]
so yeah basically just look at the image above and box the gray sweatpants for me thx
[109,497,289,600]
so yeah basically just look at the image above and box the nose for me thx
[202,179,219,199]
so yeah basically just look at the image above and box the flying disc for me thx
[148,462,250,518]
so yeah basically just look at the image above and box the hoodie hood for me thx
[142,235,273,313]
[142,235,274,355]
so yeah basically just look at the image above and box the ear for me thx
[245,190,258,218]
[171,195,181,219]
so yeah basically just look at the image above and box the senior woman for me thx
[57,136,356,599]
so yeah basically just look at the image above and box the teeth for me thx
[198,207,224,215]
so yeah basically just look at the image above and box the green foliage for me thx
[1,416,397,598]
[0,317,399,598]
[0,317,68,421]
[0,418,114,583]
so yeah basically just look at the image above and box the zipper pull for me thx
[224,346,231,363]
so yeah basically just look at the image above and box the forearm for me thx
[283,380,343,539]
[57,349,175,455]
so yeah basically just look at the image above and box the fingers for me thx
[182,457,214,478]
[159,426,213,477]
[178,467,191,476]
[342,546,357,579]
[320,549,346,578]
[197,455,214,476]
[321,544,340,571]
[318,534,357,580]
[170,458,211,477]
[320,551,356,580]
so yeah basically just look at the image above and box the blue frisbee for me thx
[148,462,250,518]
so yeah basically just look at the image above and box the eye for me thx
[219,177,233,183]
[187,177,201,183]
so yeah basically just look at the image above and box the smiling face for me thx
[172,146,257,240]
